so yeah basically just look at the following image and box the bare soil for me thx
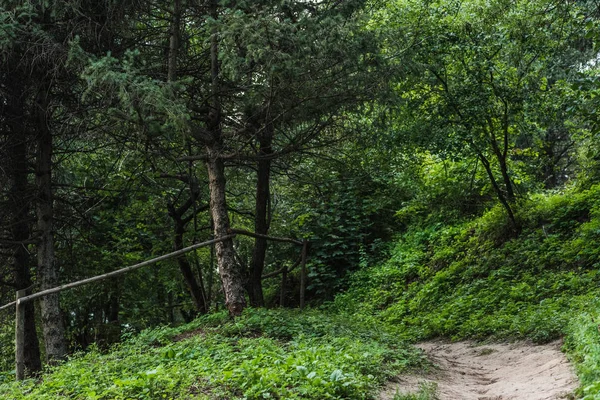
[380,340,578,400]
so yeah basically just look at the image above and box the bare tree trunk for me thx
[280,266,287,307]
[174,221,208,313]
[35,89,68,363]
[488,111,515,202]
[166,185,209,314]
[14,260,41,375]
[167,0,181,83]
[206,156,246,316]
[248,129,273,307]
[490,137,515,203]
[7,109,41,374]
[205,0,246,316]
[478,153,518,231]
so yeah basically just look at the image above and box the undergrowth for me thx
[4,185,600,398]
[0,309,424,399]
[333,184,600,397]
[565,309,600,399]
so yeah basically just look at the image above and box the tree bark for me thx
[248,128,273,307]
[166,184,209,315]
[35,88,68,364]
[206,156,246,316]
[490,136,515,203]
[478,153,518,231]
[11,188,42,374]
[205,0,246,316]
[7,99,42,374]
[167,0,181,83]
[174,221,208,314]
[487,112,515,202]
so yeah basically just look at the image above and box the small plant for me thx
[393,381,439,400]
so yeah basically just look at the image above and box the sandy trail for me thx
[380,340,578,400]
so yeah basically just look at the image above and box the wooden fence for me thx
[0,232,308,381]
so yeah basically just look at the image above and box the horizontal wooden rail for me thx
[0,235,235,312]
[2,229,309,382]
[230,229,303,245]
[262,255,302,279]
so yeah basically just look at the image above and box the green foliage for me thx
[565,306,600,399]
[3,0,600,394]
[393,382,438,400]
[0,313,14,379]
[300,172,401,299]
[394,154,492,224]
[0,309,424,399]
[379,0,591,208]
[335,185,600,344]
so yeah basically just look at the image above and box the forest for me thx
[1,0,600,398]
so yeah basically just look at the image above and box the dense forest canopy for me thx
[1,0,600,393]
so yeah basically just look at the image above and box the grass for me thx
[4,185,600,398]
[565,309,600,399]
[0,309,425,399]
[392,382,438,400]
[332,184,600,397]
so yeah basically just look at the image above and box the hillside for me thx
[334,184,600,399]
[3,0,600,399]
[3,185,600,399]
[0,310,424,399]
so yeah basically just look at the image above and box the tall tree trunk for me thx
[482,117,518,231]
[498,156,515,202]
[491,130,515,202]
[35,88,68,363]
[167,0,210,315]
[248,130,273,307]
[174,221,208,314]
[168,0,181,83]
[7,106,42,374]
[206,155,246,316]
[206,0,246,316]
[489,108,515,202]
[478,153,518,231]
[13,252,41,375]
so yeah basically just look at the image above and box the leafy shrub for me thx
[0,309,424,399]
[562,299,600,399]
[335,185,600,344]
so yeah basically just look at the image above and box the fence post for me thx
[299,240,308,310]
[280,266,287,308]
[15,289,26,381]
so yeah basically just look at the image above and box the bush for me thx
[334,185,600,343]
[0,309,425,399]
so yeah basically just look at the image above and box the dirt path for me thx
[380,340,578,400]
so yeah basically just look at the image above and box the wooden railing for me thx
[0,232,308,381]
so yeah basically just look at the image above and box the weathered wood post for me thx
[299,240,308,310]
[280,266,287,307]
[15,289,26,380]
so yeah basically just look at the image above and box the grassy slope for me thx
[334,184,600,398]
[4,185,600,399]
[0,309,424,399]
